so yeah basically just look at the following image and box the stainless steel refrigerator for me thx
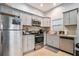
[0,14,22,56]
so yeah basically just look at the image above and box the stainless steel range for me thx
[35,29,44,50]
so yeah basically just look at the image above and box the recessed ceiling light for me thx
[40,3,43,7]
[53,3,56,6]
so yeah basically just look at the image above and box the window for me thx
[52,18,63,31]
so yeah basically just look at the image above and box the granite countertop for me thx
[59,34,76,38]
[23,34,35,35]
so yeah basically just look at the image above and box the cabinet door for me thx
[47,18,51,27]
[43,18,46,27]
[23,36,28,53]
[47,35,59,48]
[26,15,32,26]
[12,9,20,16]
[47,35,53,46]
[70,9,77,25]
[41,18,43,27]
[52,35,59,48]
[0,5,12,14]
[20,13,27,25]
[27,35,35,51]
[63,12,70,25]
[45,18,50,27]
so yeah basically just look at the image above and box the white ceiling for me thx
[26,3,62,12]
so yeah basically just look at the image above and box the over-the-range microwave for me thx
[32,20,41,27]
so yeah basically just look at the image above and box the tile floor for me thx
[24,46,72,56]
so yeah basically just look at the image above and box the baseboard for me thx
[46,44,74,55]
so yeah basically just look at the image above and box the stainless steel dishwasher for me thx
[59,36,74,54]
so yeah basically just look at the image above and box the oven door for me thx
[35,37,44,44]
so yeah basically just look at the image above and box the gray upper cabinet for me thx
[26,14,32,26]
[0,5,20,16]
[12,9,20,16]
[20,13,27,25]
[69,9,77,25]
[20,12,32,26]
[63,9,78,25]
[0,5,12,14]
[63,12,70,25]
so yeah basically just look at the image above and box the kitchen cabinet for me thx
[0,5,21,16]
[59,37,74,54]
[40,17,43,26]
[0,5,13,15]
[63,9,77,25]
[27,35,35,51]
[23,35,35,53]
[63,12,70,25]
[20,13,27,25]
[21,13,32,26]
[26,14,32,26]
[12,9,20,16]
[47,34,59,48]
[37,16,42,23]
[23,35,28,53]
[41,17,50,27]
[69,9,77,25]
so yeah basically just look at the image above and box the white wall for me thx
[5,3,44,17]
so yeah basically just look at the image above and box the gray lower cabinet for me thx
[27,35,35,51]
[23,35,35,53]
[47,34,59,48]
[59,38,74,54]
[23,36,28,53]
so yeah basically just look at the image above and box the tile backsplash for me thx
[28,26,41,32]
[64,25,77,35]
